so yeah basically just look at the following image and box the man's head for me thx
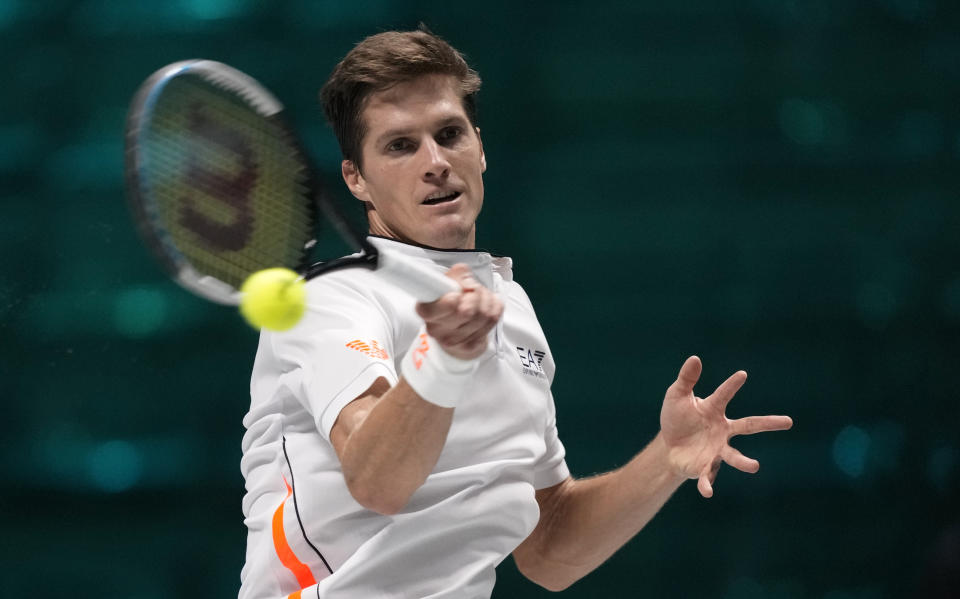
[321,28,486,249]
[321,28,481,170]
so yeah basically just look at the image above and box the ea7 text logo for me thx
[516,346,547,379]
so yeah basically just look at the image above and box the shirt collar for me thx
[367,235,513,283]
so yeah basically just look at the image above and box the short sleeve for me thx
[267,275,399,440]
[532,390,570,489]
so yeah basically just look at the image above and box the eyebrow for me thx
[373,115,470,146]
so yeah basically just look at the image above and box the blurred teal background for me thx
[2,1,959,598]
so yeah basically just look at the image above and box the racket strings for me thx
[139,75,314,289]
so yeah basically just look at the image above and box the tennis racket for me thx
[124,59,459,324]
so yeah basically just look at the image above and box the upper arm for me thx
[512,475,575,589]
[267,277,400,441]
[532,390,570,489]
[329,376,392,461]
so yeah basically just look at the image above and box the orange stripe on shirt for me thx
[272,476,317,591]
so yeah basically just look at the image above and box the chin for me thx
[419,226,474,250]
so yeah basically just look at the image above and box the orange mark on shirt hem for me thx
[272,476,317,591]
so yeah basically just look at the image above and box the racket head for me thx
[125,59,335,304]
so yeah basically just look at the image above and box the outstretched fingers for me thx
[709,370,748,411]
[673,356,703,394]
[697,459,720,498]
[730,415,794,436]
[697,473,713,498]
[721,446,760,473]
[698,447,761,498]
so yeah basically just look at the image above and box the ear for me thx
[341,160,369,202]
[475,127,487,173]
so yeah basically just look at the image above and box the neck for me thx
[367,215,475,250]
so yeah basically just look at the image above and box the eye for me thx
[387,138,412,153]
[437,126,463,144]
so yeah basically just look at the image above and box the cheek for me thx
[368,168,409,209]
[467,160,485,197]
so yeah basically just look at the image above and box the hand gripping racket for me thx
[124,59,459,329]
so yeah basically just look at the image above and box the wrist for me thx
[652,433,691,485]
[400,328,478,408]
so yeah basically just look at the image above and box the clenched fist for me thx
[415,263,504,360]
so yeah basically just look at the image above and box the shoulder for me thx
[304,266,383,298]
[252,268,402,361]
[501,278,540,316]
[303,266,413,316]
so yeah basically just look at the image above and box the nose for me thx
[421,138,451,181]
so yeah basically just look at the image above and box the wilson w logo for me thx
[345,339,389,360]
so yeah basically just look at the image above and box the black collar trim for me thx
[367,234,504,257]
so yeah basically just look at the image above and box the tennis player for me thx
[239,27,793,599]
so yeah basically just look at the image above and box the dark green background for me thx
[3,1,958,597]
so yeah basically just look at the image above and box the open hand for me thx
[660,356,793,498]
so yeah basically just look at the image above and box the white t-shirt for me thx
[239,237,569,599]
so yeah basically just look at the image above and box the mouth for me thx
[421,191,462,205]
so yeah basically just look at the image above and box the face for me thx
[341,74,486,250]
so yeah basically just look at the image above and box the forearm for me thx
[517,433,685,590]
[339,377,454,514]
[336,266,501,514]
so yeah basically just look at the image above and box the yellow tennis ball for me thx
[239,268,306,331]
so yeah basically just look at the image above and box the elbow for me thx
[514,552,580,592]
[354,493,406,516]
[524,572,578,593]
[344,475,413,516]
[537,577,576,593]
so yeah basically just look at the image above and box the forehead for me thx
[361,74,467,137]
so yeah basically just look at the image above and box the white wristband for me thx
[400,329,478,408]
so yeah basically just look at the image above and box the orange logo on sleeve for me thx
[411,333,429,370]
[345,339,389,360]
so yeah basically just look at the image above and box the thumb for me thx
[673,355,702,393]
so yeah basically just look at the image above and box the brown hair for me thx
[320,26,481,170]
